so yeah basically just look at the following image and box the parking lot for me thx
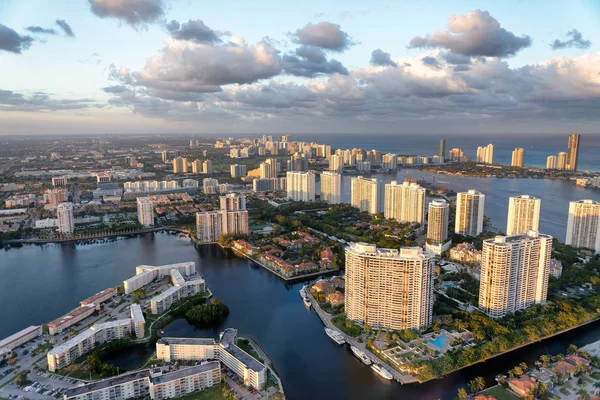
[0,368,80,400]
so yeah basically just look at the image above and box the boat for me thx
[299,285,308,298]
[350,346,372,365]
[371,363,393,380]
[303,297,311,308]
[325,328,345,345]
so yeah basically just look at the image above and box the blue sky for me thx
[1,0,599,134]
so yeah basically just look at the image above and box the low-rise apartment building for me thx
[48,305,96,335]
[0,326,42,354]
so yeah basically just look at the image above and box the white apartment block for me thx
[507,195,541,235]
[252,177,286,192]
[173,157,187,174]
[479,231,552,318]
[476,143,494,164]
[351,176,381,214]
[196,211,221,243]
[130,304,146,339]
[383,181,425,223]
[137,197,154,227]
[124,180,179,193]
[455,190,485,236]
[345,243,435,330]
[150,271,205,314]
[382,153,397,170]
[220,193,246,211]
[230,164,247,177]
[124,262,195,294]
[427,200,449,242]
[48,305,96,335]
[0,326,42,354]
[48,319,132,372]
[64,369,150,400]
[320,171,341,204]
[546,155,557,169]
[329,154,343,173]
[149,362,221,400]
[203,178,219,194]
[202,160,213,174]
[566,200,600,253]
[221,210,249,236]
[57,202,74,234]
[286,171,316,202]
[511,147,525,167]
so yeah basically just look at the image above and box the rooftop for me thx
[49,329,95,355]
[224,345,265,373]
[48,305,95,328]
[64,370,149,397]
[157,337,216,346]
[80,288,116,305]
[91,319,131,331]
[150,362,220,385]
[219,328,237,347]
[130,304,145,323]
[151,286,180,303]
[0,326,41,349]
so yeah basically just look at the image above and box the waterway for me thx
[3,233,600,400]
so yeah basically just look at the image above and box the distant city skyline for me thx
[1,0,600,134]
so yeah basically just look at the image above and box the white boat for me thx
[325,328,345,345]
[371,363,393,380]
[350,346,372,365]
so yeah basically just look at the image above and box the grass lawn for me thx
[236,339,265,364]
[482,385,520,400]
[331,316,362,337]
[171,385,227,400]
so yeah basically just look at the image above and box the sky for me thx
[1,0,599,135]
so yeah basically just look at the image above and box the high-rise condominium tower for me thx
[173,157,187,174]
[511,147,525,167]
[345,243,434,330]
[476,144,494,164]
[479,231,552,318]
[383,181,425,224]
[286,171,316,202]
[57,202,75,234]
[566,200,600,253]
[328,154,343,173]
[557,152,568,170]
[439,139,446,161]
[351,176,381,214]
[259,158,278,179]
[382,154,397,170]
[137,197,154,227]
[507,195,541,235]
[196,193,248,243]
[566,133,580,171]
[427,200,449,242]
[320,171,341,204]
[455,190,485,236]
[546,155,557,170]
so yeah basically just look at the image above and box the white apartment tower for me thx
[382,153,397,170]
[345,243,435,330]
[479,231,552,318]
[196,194,248,243]
[196,212,221,243]
[286,171,316,202]
[320,171,341,204]
[351,176,381,214]
[137,197,155,227]
[507,195,541,235]
[476,144,494,164]
[260,158,278,179]
[455,190,485,236]
[173,157,187,174]
[566,200,600,253]
[546,155,557,170]
[427,200,449,242]
[383,181,426,224]
[511,148,525,167]
[56,202,75,234]
[329,154,343,173]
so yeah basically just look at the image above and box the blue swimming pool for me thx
[429,336,448,349]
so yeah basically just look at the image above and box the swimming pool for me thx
[429,336,449,349]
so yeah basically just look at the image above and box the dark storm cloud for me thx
[282,45,348,77]
[88,0,165,27]
[550,29,591,50]
[370,49,397,67]
[26,26,57,35]
[293,21,355,51]
[55,20,75,37]
[166,19,220,43]
[0,24,34,54]
[408,10,531,57]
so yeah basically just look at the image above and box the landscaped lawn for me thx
[236,339,265,364]
[482,385,520,400]
[331,316,362,337]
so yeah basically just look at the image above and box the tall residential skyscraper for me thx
[439,139,446,161]
[56,202,74,234]
[230,164,247,178]
[455,190,485,236]
[546,155,557,170]
[220,193,246,211]
[566,200,600,253]
[383,181,425,224]
[161,150,169,163]
[449,148,464,161]
[287,153,308,172]
[328,154,343,173]
[196,193,248,243]
[320,171,341,204]
[566,133,581,171]
[173,157,187,174]
[476,144,494,164]
[196,212,221,243]
[511,148,525,167]
[260,158,278,178]
[202,160,213,174]
[382,154,397,170]
[507,195,541,235]
[286,171,316,202]
[137,197,154,227]
[479,232,552,318]
[203,178,219,194]
[191,160,202,173]
[427,200,449,242]
[351,176,381,214]
[345,243,434,330]
[557,152,568,170]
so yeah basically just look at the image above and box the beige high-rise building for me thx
[546,155,557,170]
[329,154,343,173]
[383,181,425,224]
[196,212,221,243]
[161,150,169,163]
[427,200,449,242]
[173,157,187,174]
[479,231,552,318]
[449,148,464,161]
[220,193,246,211]
[566,133,580,171]
[192,160,203,173]
[137,197,154,227]
[320,171,341,204]
[202,160,213,174]
[507,195,541,235]
[286,171,316,202]
[476,144,494,164]
[351,176,380,214]
[221,210,248,236]
[345,243,434,330]
[557,152,568,170]
[511,147,525,167]
[566,200,600,253]
[455,190,485,236]
[56,202,74,234]
[382,153,397,170]
[260,158,278,178]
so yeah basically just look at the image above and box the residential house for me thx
[507,375,536,397]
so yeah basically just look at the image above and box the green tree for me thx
[577,389,591,400]
[469,376,485,394]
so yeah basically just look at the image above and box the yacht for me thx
[325,328,345,345]
[303,297,311,308]
[350,346,372,365]
[371,363,393,380]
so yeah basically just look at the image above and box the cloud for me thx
[0,24,34,54]
[26,26,57,35]
[101,85,129,93]
[166,19,221,43]
[55,20,75,37]
[370,49,397,67]
[88,0,165,27]
[282,45,348,77]
[0,89,95,111]
[550,29,591,50]
[408,10,531,57]
[293,21,354,51]
[421,56,442,69]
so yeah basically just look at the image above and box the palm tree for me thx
[456,387,468,400]
[469,376,485,394]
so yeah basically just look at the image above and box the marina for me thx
[325,328,345,345]
[371,364,394,381]
[351,346,372,366]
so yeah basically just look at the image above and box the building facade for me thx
[137,197,154,227]
[56,202,74,234]
[567,133,580,171]
[511,147,525,167]
[383,181,425,224]
[351,176,380,214]
[566,200,600,253]
[319,171,341,204]
[507,195,541,235]
[455,189,485,236]
[427,200,449,243]
[476,144,494,164]
[286,171,316,202]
